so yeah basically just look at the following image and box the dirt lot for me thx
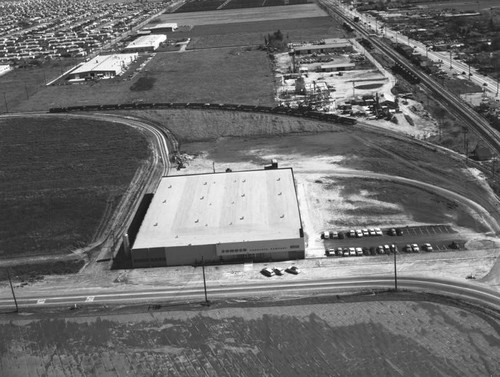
[0,116,151,259]
[1,293,499,377]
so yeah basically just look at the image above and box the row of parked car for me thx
[326,242,433,257]
[322,227,404,240]
[261,265,300,277]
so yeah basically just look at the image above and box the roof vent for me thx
[240,216,244,220]
[200,196,204,200]
[241,193,245,197]
[168,185,172,188]
[195,219,199,223]
[204,181,207,185]
[154,223,158,226]
[280,214,285,218]
[278,192,282,196]
[163,200,166,203]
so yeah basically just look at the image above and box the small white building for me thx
[143,23,178,34]
[68,53,138,81]
[0,64,11,76]
[124,34,167,53]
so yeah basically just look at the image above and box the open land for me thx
[1,294,500,377]
[0,116,151,261]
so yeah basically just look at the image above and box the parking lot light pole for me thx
[393,250,398,292]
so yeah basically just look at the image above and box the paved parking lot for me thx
[323,224,465,256]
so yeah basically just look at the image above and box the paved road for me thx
[2,276,500,313]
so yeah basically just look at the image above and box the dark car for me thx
[396,228,404,236]
[286,266,300,275]
[338,231,345,239]
[388,228,397,236]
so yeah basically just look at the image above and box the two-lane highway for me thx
[2,276,500,313]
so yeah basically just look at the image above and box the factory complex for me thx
[131,168,305,268]
[68,53,138,81]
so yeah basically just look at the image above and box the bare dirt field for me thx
[0,116,151,260]
[160,4,328,26]
[1,293,499,377]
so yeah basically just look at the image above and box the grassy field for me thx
[13,47,276,110]
[1,293,499,376]
[0,116,151,259]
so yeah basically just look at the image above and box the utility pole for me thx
[201,257,209,306]
[449,50,453,70]
[393,248,398,292]
[3,92,8,113]
[7,269,19,313]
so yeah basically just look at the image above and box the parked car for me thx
[343,248,350,257]
[422,243,433,252]
[286,265,300,275]
[377,245,385,254]
[362,229,369,236]
[273,267,285,276]
[396,228,404,236]
[405,244,412,252]
[383,244,390,253]
[370,246,377,255]
[322,231,329,239]
[336,247,344,256]
[326,248,335,256]
[261,267,275,277]
[390,244,398,253]
[363,247,370,256]
[388,228,397,236]
[338,231,345,239]
[349,247,356,256]
[330,231,338,239]
[355,229,363,238]
[355,247,363,256]
[368,228,376,236]
[349,229,356,237]
[411,244,420,253]
[375,228,383,236]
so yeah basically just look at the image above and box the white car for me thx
[286,266,300,275]
[261,267,275,277]
[355,229,363,238]
[355,247,363,256]
[273,267,285,275]
[349,247,356,256]
[375,228,383,236]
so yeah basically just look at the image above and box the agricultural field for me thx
[1,294,499,376]
[0,116,151,259]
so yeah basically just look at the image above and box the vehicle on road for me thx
[286,266,300,275]
[261,267,275,277]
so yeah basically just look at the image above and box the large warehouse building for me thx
[131,168,305,268]
[68,53,138,81]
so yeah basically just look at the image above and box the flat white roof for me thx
[125,34,166,49]
[133,169,302,249]
[71,54,137,75]
[144,22,177,30]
